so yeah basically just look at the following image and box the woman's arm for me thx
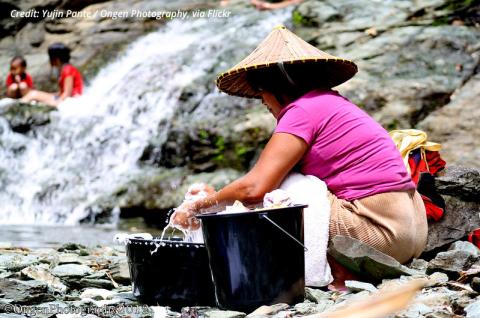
[59,76,74,100]
[172,132,308,227]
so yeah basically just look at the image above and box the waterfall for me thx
[0,9,290,225]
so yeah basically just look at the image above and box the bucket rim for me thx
[196,204,308,219]
[126,238,205,247]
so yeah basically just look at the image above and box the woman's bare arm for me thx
[175,132,308,219]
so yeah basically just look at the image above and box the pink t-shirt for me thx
[275,89,415,201]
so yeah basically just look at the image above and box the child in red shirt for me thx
[21,43,83,107]
[5,56,34,98]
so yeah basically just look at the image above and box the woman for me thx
[21,43,83,107]
[173,25,428,288]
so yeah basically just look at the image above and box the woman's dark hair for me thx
[48,42,71,63]
[247,65,322,105]
[10,56,27,68]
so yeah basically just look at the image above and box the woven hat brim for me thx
[216,57,358,99]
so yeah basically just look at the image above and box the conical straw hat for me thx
[216,25,358,99]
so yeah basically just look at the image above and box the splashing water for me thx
[0,9,290,225]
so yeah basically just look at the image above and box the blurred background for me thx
[0,0,478,247]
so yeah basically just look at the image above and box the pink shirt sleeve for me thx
[274,105,316,145]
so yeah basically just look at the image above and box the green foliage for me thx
[292,10,315,27]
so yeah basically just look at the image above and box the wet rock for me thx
[328,235,417,281]
[0,253,38,271]
[20,264,67,293]
[0,100,54,134]
[145,104,274,173]
[51,264,93,278]
[93,168,242,220]
[0,279,55,305]
[427,250,479,279]
[345,280,378,293]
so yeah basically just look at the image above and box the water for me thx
[0,218,163,248]
[0,9,290,226]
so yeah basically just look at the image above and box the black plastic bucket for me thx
[197,204,307,312]
[125,238,216,308]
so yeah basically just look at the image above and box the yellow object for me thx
[389,129,441,172]
[215,25,357,98]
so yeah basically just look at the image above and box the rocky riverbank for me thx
[0,164,478,317]
[2,236,480,318]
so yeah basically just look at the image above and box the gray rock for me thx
[436,166,480,202]
[425,167,480,252]
[449,241,480,256]
[418,73,480,170]
[247,304,289,317]
[408,259,429,273]
[0,254,38,271]
[0,279,55,305]
[51,264,93,278]
[109,258,130,285]
[471,277,480,293]
[427,250,479,279]
[0,100,54,134]
[80,288,116,300]
[78,278,114,289]
[20,264,67,293]
[305,287,331,304]
[57,253,83,265]
[427,272,449,287]
[465,299,480,318]
[397,302,434,317]
[344,280,378,293]
[328,235,417,281]
[181,308,245,318]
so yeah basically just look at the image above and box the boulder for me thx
[0,99,54,134]
[328,235,417,281]
[418,74,480,169]
[426,167,480,252]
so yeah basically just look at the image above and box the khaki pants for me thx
[328,190,428,264]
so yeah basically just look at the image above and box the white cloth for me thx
[279,173,333,287]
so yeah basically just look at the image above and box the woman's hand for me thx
[171,201,201,231]
[185,183,215,200]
